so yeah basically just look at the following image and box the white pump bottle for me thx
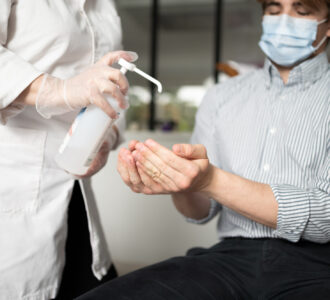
[55,58,162,175]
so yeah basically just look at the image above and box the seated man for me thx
[77,0,330,299]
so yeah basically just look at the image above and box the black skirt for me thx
[55,181,117,300]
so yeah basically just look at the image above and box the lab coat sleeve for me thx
[0,1,43,125]
[272,135,330,243]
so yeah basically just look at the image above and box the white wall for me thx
[92,131,218,275]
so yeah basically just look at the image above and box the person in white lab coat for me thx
[0,1,136,299]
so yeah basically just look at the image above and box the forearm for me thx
[171,192,211,220]
[203,166,278,228]
[14,74,45,106]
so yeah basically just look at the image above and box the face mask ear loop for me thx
[314,35,328,52]
[317,19,328,25]
[313,19,328,52]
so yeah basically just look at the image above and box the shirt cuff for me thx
[0,52,43,110]
[271,184,310,242]
[0,101,25,125]
[186,199,221,225]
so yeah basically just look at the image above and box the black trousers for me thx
[54,181,117,300]
[76,237,330,300]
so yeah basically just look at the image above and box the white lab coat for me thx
[0,1,124,299]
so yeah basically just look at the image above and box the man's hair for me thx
[257,0,330,18]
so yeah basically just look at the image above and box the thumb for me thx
[99,50,139,66]
[172,144,207,160]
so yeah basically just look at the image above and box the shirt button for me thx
[270,128,277,135]
[280,95,285,101]
[263,164,270,172]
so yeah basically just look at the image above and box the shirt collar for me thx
[263,52,329,90]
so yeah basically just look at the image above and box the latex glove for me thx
[35,51,138,119]
[75,125,119,178]
[75,140,111,179]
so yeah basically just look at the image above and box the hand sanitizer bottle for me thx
[55,58,162,175]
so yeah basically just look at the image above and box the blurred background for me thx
[119,0,264,132]
[93,0,330,275]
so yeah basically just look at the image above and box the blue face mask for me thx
[259,14,328,67]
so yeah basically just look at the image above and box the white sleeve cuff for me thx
[0,101,25,125]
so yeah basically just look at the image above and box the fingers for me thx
[144,139,196,175]
[102,66,130,96]
[91,90,119,119]
[126,152,144,189]
[172,144,207,160]
[117,148,165,194]
[99,51,138,66]
[76,142,110,178]
[133,142,186,192]
[135,164,164,194]
[117,149,131,185]
[99,141,111,155]
[95,77,127,110]
[128,140,139,151]
[117,148,144,193]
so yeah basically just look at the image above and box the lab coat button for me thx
[263,164,270,172]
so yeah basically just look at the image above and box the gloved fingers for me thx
[95,78,127,110]
[102,66,129,95]
[75,141,110,178]
[99,141,111,155]
[98,50,138,67]
[91,89,118,119]
[104,126,119,150]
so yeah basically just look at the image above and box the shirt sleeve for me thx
[185,86,222,224]
[186,199,221,225]
[0,1,43,125]
[272,140,330,243]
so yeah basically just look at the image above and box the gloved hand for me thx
[35,51,138,119]
[75,125,119,178]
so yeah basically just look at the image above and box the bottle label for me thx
[58,108,86,154]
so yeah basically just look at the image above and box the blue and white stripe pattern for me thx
[190,52,329,243]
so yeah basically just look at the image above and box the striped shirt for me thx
[190,52,330,243]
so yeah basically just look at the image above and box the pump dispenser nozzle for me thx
[118,58,163,93]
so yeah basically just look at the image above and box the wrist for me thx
[15,74,46,106]
[199,164,218,195]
